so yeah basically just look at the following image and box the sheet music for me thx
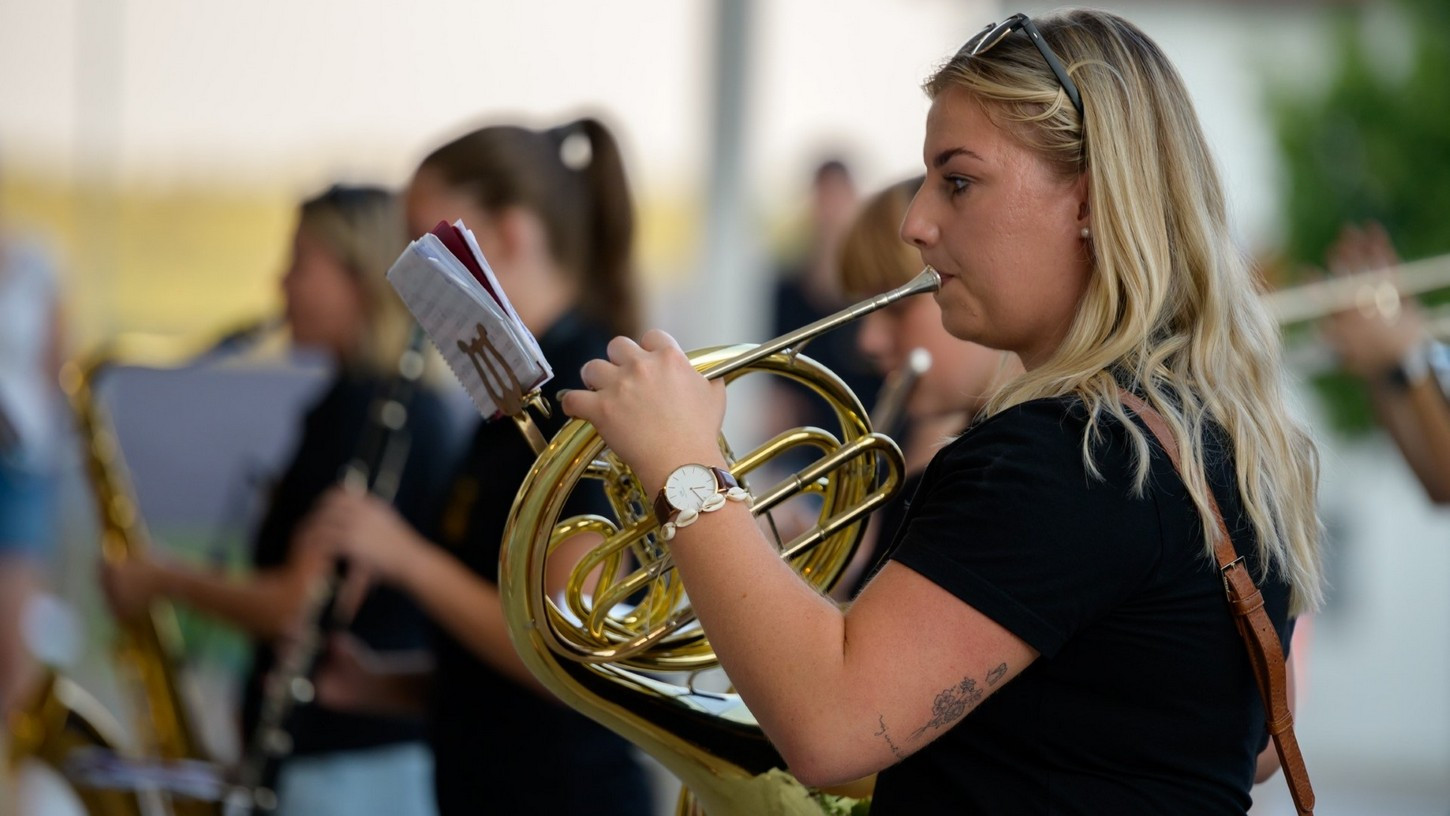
[457,222,549,366]
[387,229,552,419]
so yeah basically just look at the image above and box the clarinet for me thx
[226,326,429,814]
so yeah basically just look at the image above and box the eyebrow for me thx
[932,147,985,169]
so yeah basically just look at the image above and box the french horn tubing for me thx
[500,268,939,815]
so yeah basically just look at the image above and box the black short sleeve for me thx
[872,396,1292,815]
[890,398,1161,657]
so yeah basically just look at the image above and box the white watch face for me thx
[664,465,718,513]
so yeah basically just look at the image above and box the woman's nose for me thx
[899,191,938,249]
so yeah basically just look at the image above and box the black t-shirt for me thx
[872,397,1293,815]
[427,311,651,816]
[243,371,453,755]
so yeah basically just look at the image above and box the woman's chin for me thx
[940,319,986,346]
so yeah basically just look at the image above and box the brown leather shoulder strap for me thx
[1117,390,1315,815]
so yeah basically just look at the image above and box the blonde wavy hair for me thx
[928,9,1324,613]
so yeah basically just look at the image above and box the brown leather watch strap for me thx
[1119,391,1315,815]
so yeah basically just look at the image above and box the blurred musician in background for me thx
[299,119,652,816]
[768,159,880,425]
[102,185,452,816]
[834,176,1020,597]
[1321,221,1450,504]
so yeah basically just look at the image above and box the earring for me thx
[1080,226,1091,240]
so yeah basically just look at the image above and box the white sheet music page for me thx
[386,225,552,419]
[457,222,550,367]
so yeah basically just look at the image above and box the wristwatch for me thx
[653,464,750,541]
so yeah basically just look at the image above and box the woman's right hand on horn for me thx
[562,329,728,494]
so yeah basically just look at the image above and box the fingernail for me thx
[555,388,574,401]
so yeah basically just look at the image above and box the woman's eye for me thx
[945,176,972,197]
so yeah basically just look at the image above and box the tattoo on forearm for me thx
[909,676,984,739]
[986,662,1007,686]
[875,715,905,759]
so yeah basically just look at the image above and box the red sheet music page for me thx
[429,221,497,298]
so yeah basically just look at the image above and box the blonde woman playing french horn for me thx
[564,9,1323,814]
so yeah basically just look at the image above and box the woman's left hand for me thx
[560,330,727,494]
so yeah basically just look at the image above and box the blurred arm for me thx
[1321,223,1450,503]
[102,544,328,641]
[302,489,589,699]
[1368,369,1450,504]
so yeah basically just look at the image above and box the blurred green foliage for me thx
[161,525,253,673]
[1269,0,1450,433]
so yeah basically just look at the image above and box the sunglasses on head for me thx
[956,13,1084,119]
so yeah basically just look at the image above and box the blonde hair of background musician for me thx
[927,9,1324,613]
[292,185,414,372]
[839,178,923,299]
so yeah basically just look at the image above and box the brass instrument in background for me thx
[500,269,940,816]
[1264,252,1450,373]
[7,320,281,815]
[1267,251,1450,326]
[869,347,932,439]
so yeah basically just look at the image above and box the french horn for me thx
[500,268,940,815]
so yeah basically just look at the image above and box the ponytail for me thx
[421,117,641,339]
[568,118,639,338]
